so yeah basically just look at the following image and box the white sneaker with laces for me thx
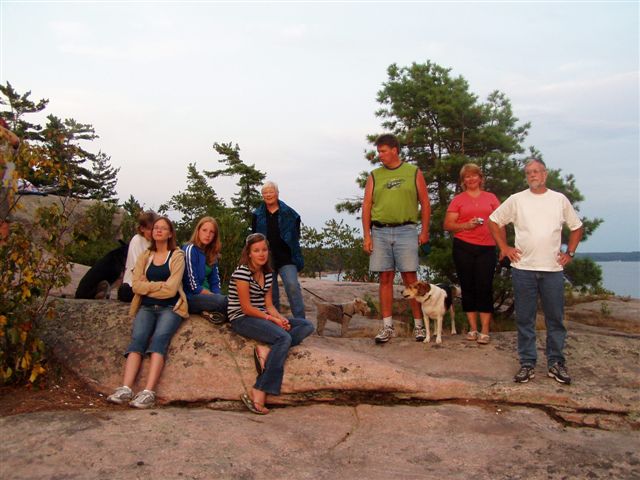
[374,325,395,344]
[129,389,157,409]
[107,386,133,404]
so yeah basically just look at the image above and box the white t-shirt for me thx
[122,233,151,285]
[489,189,583,272]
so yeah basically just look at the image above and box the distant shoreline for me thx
[577,252,640,262]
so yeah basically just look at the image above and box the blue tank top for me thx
[141,250,179,307]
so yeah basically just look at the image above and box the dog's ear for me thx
[417,282,429,296]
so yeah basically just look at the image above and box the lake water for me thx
[596,261,640,298]
[322,261,640,299]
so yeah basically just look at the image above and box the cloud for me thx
[279,24,308,40]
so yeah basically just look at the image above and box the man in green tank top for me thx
[362,134,431,343]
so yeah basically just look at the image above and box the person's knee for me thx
[274,331,293,349]
[379,272,395,286]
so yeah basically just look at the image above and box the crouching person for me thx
[107,217,188,409]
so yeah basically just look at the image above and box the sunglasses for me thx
[245,233,266,244]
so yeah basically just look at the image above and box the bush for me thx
[1,140,73,384]
[65,201,120,266]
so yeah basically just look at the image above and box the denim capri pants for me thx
[369,224,419,272]
[125,305,182,357]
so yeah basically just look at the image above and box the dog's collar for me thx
[339,305,353,318]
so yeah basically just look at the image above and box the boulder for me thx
[41,294,640,429]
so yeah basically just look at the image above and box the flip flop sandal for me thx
[240,393,268,415]
[466,331,479,341]
[477,333,491,345]
[253,347,264,375]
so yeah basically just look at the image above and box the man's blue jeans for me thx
[511,268,566,368]
[272,264,306,319]
[186,293,227,314]
[231,316,314,395]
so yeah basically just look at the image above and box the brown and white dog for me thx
[401,282,459,344]
[314,298,371,337]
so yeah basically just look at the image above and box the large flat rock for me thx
[1,405,639,480]
[42,296,640,430]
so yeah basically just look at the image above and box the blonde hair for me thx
[459,163,484,190]
[189,216,221,265]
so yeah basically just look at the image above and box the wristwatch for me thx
[566,251,575,258]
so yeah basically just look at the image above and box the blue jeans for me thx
[126,305,182,357]
[511,268,566,368]
[272,264,306,319]
[231,316,314,395]
[369,224,419,273]
[187,293,228,314]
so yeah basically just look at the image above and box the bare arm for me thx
[557,226,584,267]
[362,174,374,254]
[487,219,520,262]
[416,171,430,245]
[443,211,480,233]
[236,279,291,331]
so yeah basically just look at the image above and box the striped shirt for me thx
[227,265,273,321]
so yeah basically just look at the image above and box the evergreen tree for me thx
[338,60,603,295]
[0,82,119,201]
[205,142,266,222]
[88,152,120,202]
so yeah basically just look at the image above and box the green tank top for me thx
[371,162,420,224]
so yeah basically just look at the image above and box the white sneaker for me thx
[129,389,156,409]
[107,386,133,404]
[374,325,395,344]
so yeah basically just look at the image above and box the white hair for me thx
[261,180,279,193]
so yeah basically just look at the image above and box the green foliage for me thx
[215,210,252,289]
[159,161,253,288]
[338,60,605,311]
[1,82,119,201]
[300,224,325,278]
[205,142,266,223]
[119,195,145,242]
[65,201,120,266]
[1,141,73,385]
[159,163,226,240]
[564,257,606,294]
[300,219,375,282]
[88,151,120,202]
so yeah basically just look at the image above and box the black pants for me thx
[452,238,496,313]
[117,283,134,303]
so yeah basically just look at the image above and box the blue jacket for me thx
[181,243,221,297]
[252,200,304,272]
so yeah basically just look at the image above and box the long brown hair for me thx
[189,216,221,265]
[238,233,273,273]
[149,217,177,252]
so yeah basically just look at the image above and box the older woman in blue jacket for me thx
[182,216,228,324]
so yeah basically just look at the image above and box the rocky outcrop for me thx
[42,289,640,430]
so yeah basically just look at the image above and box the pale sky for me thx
[2,1,638,252]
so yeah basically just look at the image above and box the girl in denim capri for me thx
[107,216,188,409]
[228,233,313,415]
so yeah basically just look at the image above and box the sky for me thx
[1,1,638,252]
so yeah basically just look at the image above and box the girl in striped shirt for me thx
[229,233,313,415]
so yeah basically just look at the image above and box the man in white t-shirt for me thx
[488,158,584,385]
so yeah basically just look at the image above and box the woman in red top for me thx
[444,163,500,344]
